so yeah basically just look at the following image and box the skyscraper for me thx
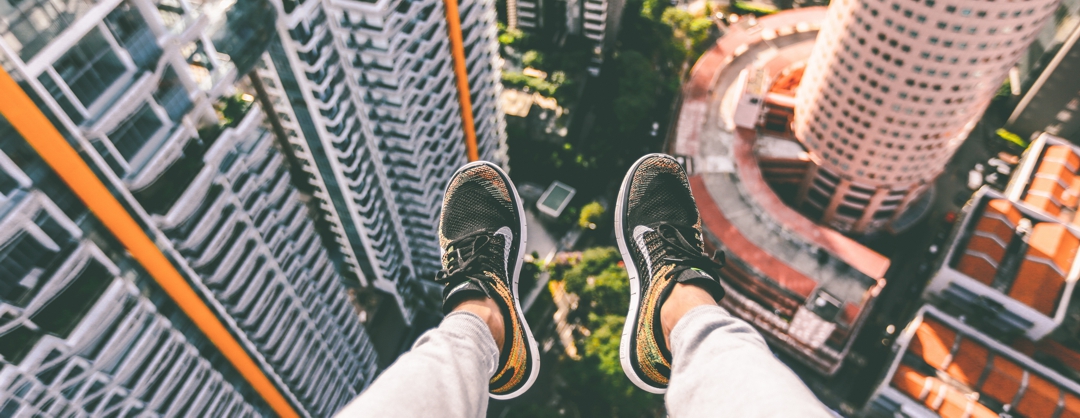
[793,0,1060,233]
[260,0,508,321]
[0,0,377,415]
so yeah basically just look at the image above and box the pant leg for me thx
[335,312,498,418]
[665,305,832,418]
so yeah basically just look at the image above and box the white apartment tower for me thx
[793,0,1060,233]
[263,0,508,319]
[0,0,378,416]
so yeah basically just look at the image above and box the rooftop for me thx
[1006,133,1080,226]
[869,306,1080,418]
[673,7,888,375]
[937,191,1079,323]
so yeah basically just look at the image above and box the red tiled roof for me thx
[1064,394,1080,418]
[1016,374,1062,418]
[956,254,999,285]
[1044,145,1080,172]
[890,365,997,418]
[1009,223,1077,315]
[945,338,989,387]
[981,355,1024,405]
[908,318,956,369]
[896,316,1079,416]
[957,199,1020,284]
[1024,145,1080,218]
[987,199,1024,225]
[890,364,928,401]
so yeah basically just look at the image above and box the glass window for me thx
[53,28,126,107]
[0,0,96,60]
[0,232,59,300]
[37,73,83,124]
[154,67,190,122]
[108,102,162,160]
[105,1,160,69]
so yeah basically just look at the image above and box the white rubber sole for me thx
[455,160,541,400]
[615,153,672,394]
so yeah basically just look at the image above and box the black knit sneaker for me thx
[435,161,539,399]
[615,153,726,394]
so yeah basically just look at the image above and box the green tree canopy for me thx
[552,247,665,417]
[579,201,605,229]
[612,51,662,134]
[523,50,545,68]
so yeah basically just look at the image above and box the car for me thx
[967,169,984,190]
[987,158,1011,175]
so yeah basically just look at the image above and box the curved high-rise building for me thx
[793,0,1060,233]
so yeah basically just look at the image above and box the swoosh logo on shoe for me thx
[451,281,473,295]
[494,226,514,278]
[633,225,655,279]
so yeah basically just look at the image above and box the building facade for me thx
[793,0,1060,233]
[864,134,1080,417]
[508,0,624,75]
[262,0,508,321]
[1007,24,1080,141]
[0,0,378,416]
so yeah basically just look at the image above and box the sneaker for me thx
[615,154,726,394]
[435,161,539,399]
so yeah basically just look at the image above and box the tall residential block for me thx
[793,0,1059,233]
[261,0,508,322]
[0,0,378,416]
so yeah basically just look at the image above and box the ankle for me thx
[659,282,716,351]
[452,297,505,353]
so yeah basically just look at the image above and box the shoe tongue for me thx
[672,268,726,302]
[442,279,490,314]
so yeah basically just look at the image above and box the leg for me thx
[335,299,501,418]
[614,154,828,415]
[338,161,540,416]
[662,284,831,418]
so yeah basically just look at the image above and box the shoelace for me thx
[434,229,504,287]
[649,222,725,278]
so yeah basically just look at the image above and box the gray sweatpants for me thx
[335,305,831,417]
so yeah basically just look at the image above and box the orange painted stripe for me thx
[443,0,480,162]
[0,68,300,418]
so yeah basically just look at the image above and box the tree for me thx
[662,8,717,76]
[523,50,545,69]
[502,71,559,96]
[612,51,663,134]
[579,201,605,229]
[498,25,525,47]
[553,247,665,417]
